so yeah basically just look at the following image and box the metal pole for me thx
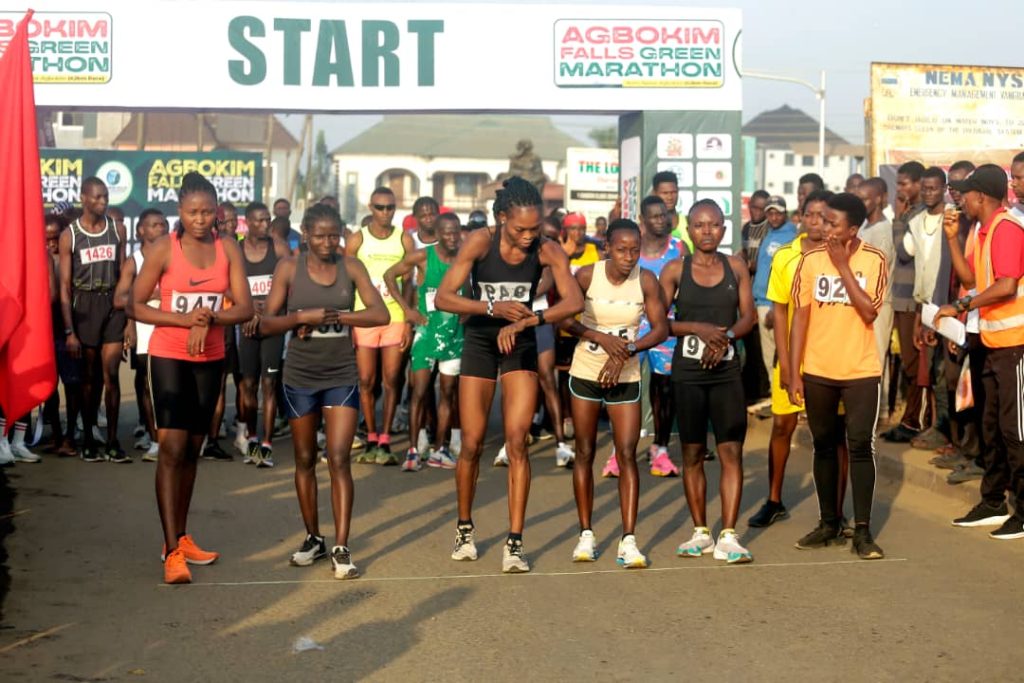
[818,70,826,175]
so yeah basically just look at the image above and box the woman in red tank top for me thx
[130,172,253,584]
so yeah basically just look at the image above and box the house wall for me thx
[756,147,864,208]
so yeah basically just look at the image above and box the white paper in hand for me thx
[921,303,967,347]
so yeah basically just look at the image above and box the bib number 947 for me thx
[172,291,223,313]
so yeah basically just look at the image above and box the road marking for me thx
[0,623,76,653]
[165,557,908,588]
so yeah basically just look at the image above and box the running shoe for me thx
[161,534,220,565]
[851,526,884,559]
[233,429,250,456]
[572,530,597,562]
[106,442,131,464]
[134,432,152,450]
[256,445,275,469]
[881,423,919,443]
[142,442,159,462]
[947,461,984,484]
[163,547,191,585]
[376,444,399,466]
[351,434,366,452]
[493,445,509,467]
[616,534,649,569]
[555,442,575,468]
[502,538,530,573]
[80,443,104,463]
[649,447,679,477]
[0,439,14,467]
[353,443,378,464]
[952,501,1011,527]
[677,527,715,557]
[989,514,1024,540]
[316,429,326,449]
[402,448,422,472]
[290,534,327,566]
[202,440,234,461]
[713,530,753,564]
[910,426,948,451]
[56,439,78,458]
[839,517,855,538]
[244,440,260,465]
[601,449,619,478]
[530,422,554,442]
[929,449,971,470]
[417,429,431,455]
[450,430,462,458]
[331,545,360,580]
[794,521,846,549]
[748,500,789,528]
[11,442,41,463]
[451,525,478,561]
[133,423,146,439]
[428,446,457,470]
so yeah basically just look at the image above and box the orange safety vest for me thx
[975,209,1024,348]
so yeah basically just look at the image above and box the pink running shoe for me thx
[601,449,620,478]
[649,447,679,477]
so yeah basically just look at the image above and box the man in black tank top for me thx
[238,202,292,467]
[58,177,128,463]
[435,177,584,573]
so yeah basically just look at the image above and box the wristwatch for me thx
[954,295,973,313]
[626,342,638,357]
[64,327,73,336]
[726,329,736,340]
[534,309,546,326]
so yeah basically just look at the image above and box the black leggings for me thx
[649,373,674,447]
[803,375,880,526]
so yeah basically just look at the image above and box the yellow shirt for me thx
[766,234,806,332]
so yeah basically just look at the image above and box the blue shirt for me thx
[753,222,797,306]
[637,237,684,374]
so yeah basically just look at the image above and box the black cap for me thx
[466,210,488,229]
[949,164,1007,201]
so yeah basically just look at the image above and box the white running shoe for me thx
[502,539,530,573]
[243,440,260,465]
[572,530,597,562]
[555,442,575,468]
[316,429,326,449]
[713,530,753,564]
[290,534,327,566]
[493,445,509,467]
[451,525,478,561]
[233,429,249,456]
[10,442,41,463]
[330,545,359,579]
[133,433,152,450]
[677,527,716,557]
[132,423,146,439]
[617,534,649,569]
[142,442,160,462]
[417,428,430,455]
[0,439,13,467]
[428,446,457,470]
[450,429,462,458]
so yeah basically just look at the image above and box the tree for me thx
[589,125,618,149]
[306,129,336,200]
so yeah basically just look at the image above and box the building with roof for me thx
[743,105,865,207]
[331,115,583,223]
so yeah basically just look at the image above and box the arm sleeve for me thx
[871,252,887,310]
[990,221,1024,280]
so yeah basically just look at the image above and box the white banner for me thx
[564,147,619,230]
[0,2,742,112]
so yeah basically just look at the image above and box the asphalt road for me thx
[1,399,1023,682]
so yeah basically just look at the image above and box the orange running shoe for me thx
[164,548,191,584]
[161,535,220,565]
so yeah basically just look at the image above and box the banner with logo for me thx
[1,3,742,112]
[564,147,619,231]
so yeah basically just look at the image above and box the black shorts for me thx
[460,325,538,381]
[238,333,285,380]
[673,375,747,445]
[224,326,239,375]
[555,335,576,369]
[568,376,641,405]
[149,356,224,433]
[72,290,125,347]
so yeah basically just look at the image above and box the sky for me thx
[276,0,1020,151]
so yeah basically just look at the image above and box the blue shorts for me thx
[283,384,359,419]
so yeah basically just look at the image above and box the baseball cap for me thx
[563,212,587,228]
[948,164,1008,201]
[765,195,787,213]
[402,214,417,230]
[467,210,488,229]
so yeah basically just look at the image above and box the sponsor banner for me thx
[3,2,741,112]
[564,147,619,231]
[870,62,1024,171]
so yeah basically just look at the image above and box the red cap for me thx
[402,214,417,230]
[562,212,586,228]
[439,206,452,215]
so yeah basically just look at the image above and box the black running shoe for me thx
[989,514,1024,540]
[852,526,884,559]
[952,500,1011,528]
[748,501,789,528]
[289,534,327,566]
[202,440,234,461]
[106,442,131,464]
[794,521,846,549]
[80,443,104,463]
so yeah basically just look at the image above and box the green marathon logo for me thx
[226,16,443,87]
[96,160,133,206]
[0,11,112,83]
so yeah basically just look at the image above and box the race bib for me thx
[309,322,349,339]
[171,291,223,314]
[680,335,735,362]
[479,281,532,303]
[814,274,867,305]
[247,274,273,297]
[79,244,115,265]
[424,288,437,313]
[585,326,636,354]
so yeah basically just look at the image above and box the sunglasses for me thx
[372,203,396,211]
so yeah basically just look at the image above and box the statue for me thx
[508,139,546,194]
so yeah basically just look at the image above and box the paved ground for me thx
[1,396,1023,682]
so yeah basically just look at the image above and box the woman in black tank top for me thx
[659,199,757,564]
[434,177,584,573]
[259,204,389,579]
